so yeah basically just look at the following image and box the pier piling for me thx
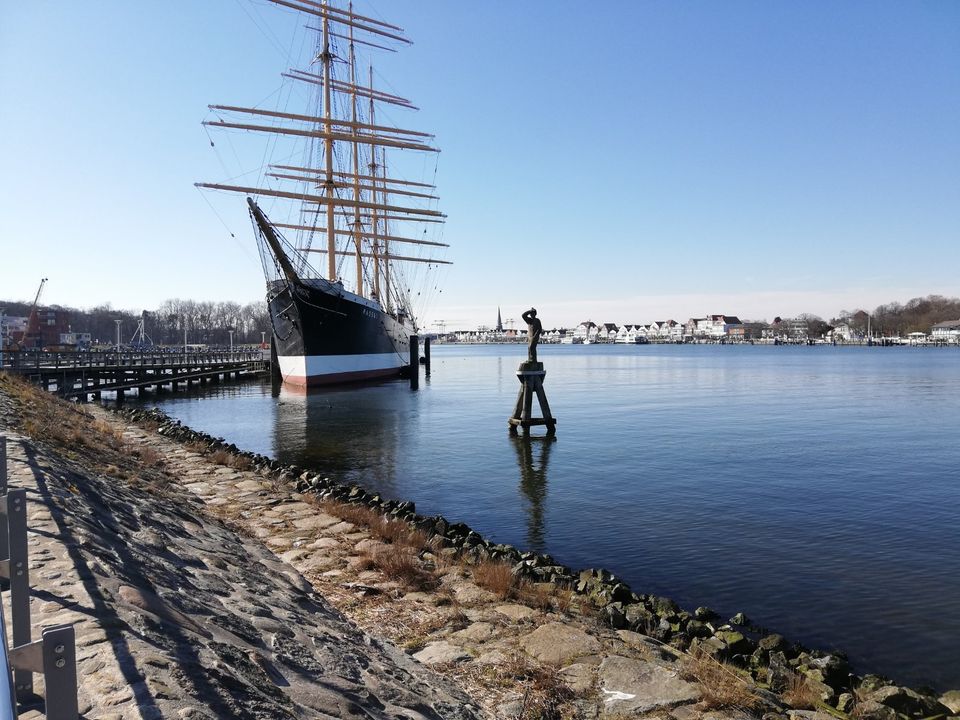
[423,337,431,377]
[409,335,419,390]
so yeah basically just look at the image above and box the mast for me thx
[349,2,363,297]
[321,1,336,280]
[382,145,392,310]
[368,64,382,305]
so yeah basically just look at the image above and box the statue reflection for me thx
[511,436,555,553]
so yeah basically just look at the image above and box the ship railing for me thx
[0,436,78,719]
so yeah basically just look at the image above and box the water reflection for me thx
[511,436,555,553]
[274,382,404,497]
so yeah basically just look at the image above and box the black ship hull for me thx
[267,278,411,386]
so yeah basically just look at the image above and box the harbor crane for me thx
[22,277,48,349]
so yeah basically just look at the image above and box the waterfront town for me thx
[3,303,960,352]
[443,312,960,346]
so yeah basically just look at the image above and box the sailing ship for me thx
[197,0,448,386]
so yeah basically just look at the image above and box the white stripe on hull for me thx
[278,353,405,386]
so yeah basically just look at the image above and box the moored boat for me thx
[198,0,448,386]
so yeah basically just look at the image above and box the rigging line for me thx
[204,122,236,181]
[258,75,293,195]
[260,14,314,203]
[220,118,248,177]
[195,187,260,266]
[236,0,296,68]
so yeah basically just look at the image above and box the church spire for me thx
[497,307,503,333]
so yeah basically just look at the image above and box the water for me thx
[141,344,960,690]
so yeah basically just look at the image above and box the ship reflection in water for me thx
[511,437,555,554]
[272,382,405,499]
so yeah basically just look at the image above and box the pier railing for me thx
[0,350,268,401]
[1,349,265,373]
[0,436,78,719]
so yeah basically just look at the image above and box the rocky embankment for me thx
[0,371,957,720]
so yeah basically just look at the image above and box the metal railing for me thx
[0,436,78,719]
[1,349,265,373]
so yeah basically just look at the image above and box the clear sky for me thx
[2,1,958,331]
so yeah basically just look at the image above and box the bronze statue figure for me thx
[522,307,543,363]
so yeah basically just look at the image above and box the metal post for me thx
[0,436,6,494]
[409,334,419,390]
[41,625,78,720]
[6,488,32,699]
[423,337,431,377]
[0,437,7,574]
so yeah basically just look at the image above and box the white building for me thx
[574,321,599,342]
[829,323,854,342]
[931,320,960,342]
[596,323,619,343]
[616,324,648,343]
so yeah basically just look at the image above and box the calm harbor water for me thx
[140,344,960,689]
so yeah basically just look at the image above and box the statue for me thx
[521,307,543,364]
[510,307,556,436]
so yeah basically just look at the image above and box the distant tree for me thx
[798,313,831,339]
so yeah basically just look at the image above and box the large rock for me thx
[624,603,656,632]
[559,662,596,694]
[853,700,898,720]
[939,690,960,714]
[599,655,700,714]
[714,629,754,656]
[519,622,602,665]
[867,686,952,717]
[413,641,471,665]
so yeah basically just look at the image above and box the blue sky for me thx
[1,1,957,330]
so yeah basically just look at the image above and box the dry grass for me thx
[473,560,516,599]
[378,518,430,550]
[425,537,459,571]
[516,579,557,613]
[360,546,437,591]
[131,445,164,467]
[782,671,823,709]
[850,682,876,719]
[472,564,571,614]
[184,440,209,454]
[204,443,253,471]
[228,454,254,471]
[137,417,162,432]
[456,653,577,720]
[320,499,431,552]
[323,500,380,527]
[0,374,192,500]
[680,647,762,712]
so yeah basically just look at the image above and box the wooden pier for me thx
[0,350,268,401]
